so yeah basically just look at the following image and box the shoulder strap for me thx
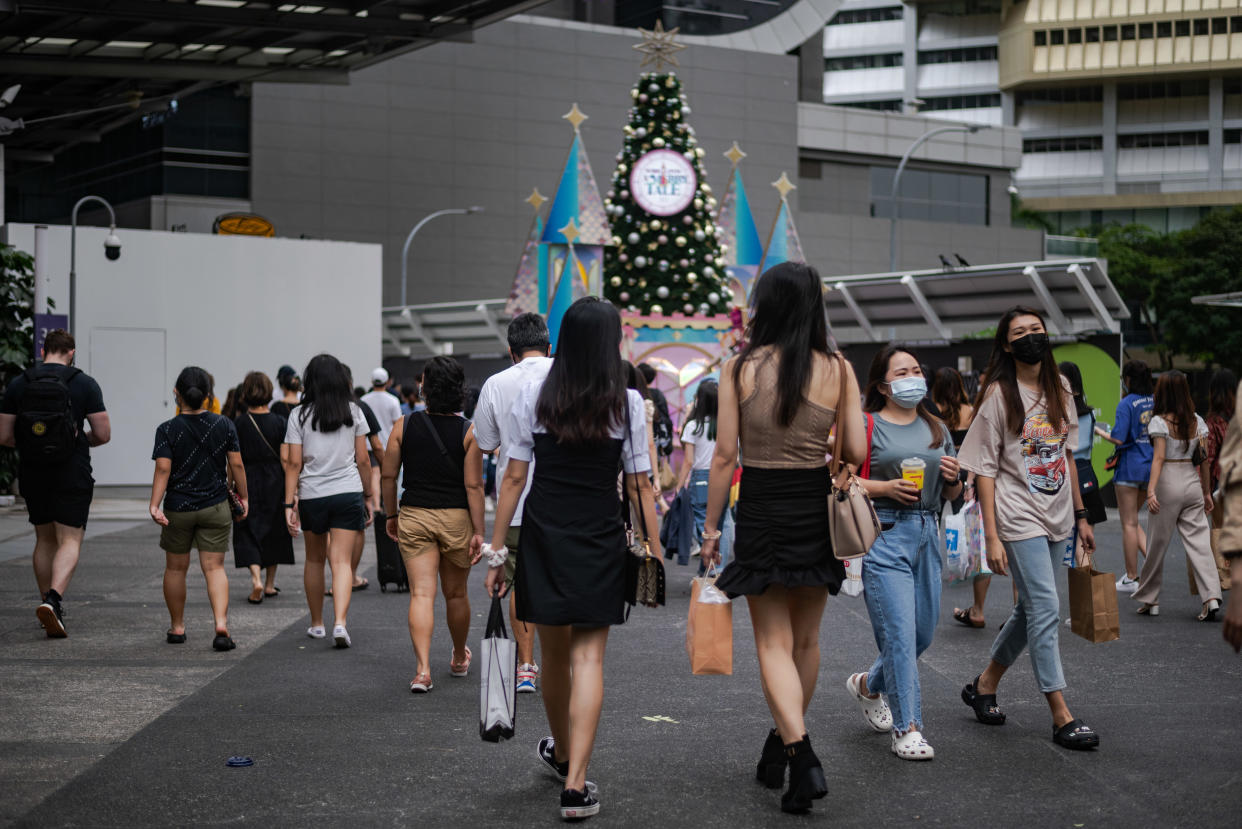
[830,353,850,476]
[419,411,450,457]
[246,412,281,460]
[859,413,875,480]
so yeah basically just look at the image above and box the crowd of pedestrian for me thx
[6,262,1242,820]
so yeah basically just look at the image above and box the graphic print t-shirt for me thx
[152,413,240,512]
[958,380,1079,542]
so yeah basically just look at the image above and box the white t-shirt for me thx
[680,418,717,471]
[473,356,553,525]
[1148,414,1209,460]
[284,402,370,499]
[360,388,403,451]
[508,384,651,475]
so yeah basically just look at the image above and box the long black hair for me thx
[732,262,832,427]
[975,306,1069,436]
[688,380,719,440]
[624,361,649,400]
[299,353,355,433]
[1058,360,1092,417]
[931,367,970,430]
[536,297,627,445]
[175,366,212,411]
[1209,368,1237,420]
[863,345,944,449]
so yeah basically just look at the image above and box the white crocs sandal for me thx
[891,730,935,761]
[846,673,893,733]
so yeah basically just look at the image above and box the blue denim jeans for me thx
[863,508,941,733]
[689,469,732,572]
[990,535,1068,693]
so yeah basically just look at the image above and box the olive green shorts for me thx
[504,525,521,590]
[161,500,232,554]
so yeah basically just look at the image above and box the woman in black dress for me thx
[483,297,661,822]
[232,372,294,602]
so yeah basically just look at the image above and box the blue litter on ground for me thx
[226,756,254,767]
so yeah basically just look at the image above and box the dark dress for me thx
[232,411,295,568]
[271,401,295,419]
[516,433,628,627]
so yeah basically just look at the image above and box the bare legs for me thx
[404,550,472,676]
[1116,484,1147,580]
[350,530,367,589]
[746,585,830,742]
[304,532,328,628]
[511,589,536,666]
[264,565,278,594]
[966,574,991,623]
[304,529,358,627]
[247,564,263,602]
[32,523,84,598]
[163,550,230,635]
[537,624,610,792]
[440,561,471,663]
[975,659,1074,728]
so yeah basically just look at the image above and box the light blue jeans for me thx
[863,508,941,733]
[690,469,732,573]
[990,535,1068,693]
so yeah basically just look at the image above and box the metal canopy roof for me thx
[825,258,1130,345]
[0,0,546,161]
[1192,291,1242,308]
[382,299,510,359]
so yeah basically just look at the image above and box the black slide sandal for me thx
[1053,719,1099,750]
[962,675,1006,725]
[166,631,186,644]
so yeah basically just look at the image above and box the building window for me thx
[918,0,1002,15]
[1069,28,1083,43]
[1119,79,1209,98]
[1118,131,1210,148]
[1023,136,1104,152]
[1226,77,1242,94]
[826,53,904,70]
[1225,129,1242,144]
[870,167,990,226]
[828,6,903,24]
[1103,25,1118,41]
[921,93,1002,110]
[1121,23,1136,40]
[841,99,904,111]
[1214,16,1228,34]
[1176,20,1190,36]
[1051,29,1065,44]
[1034,30,1048,46]
[1157,21,1172,37]
[1085,26,1100,42]
[1194,18,1209,35]
[1138,22,1153,38]
[917,45,999,63]
[1016,85,1103,103]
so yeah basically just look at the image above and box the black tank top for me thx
[399,412,469,509]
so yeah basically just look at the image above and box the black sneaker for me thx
[560,787,599,821]
[537,736,568,781]
[36,600,66,638]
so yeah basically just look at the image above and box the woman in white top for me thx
[675,380,733,572]
[284,354,374,648]
[1135,370,1222,621]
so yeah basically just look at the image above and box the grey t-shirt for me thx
[284,402,370,500]
[869,413,956,511]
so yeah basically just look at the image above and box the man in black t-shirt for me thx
[0,330,110,638]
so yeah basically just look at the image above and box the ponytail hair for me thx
[175,366,212,411]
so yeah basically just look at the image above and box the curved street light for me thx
[888,124,990,272]
[70,195,121,337]
[399,206,484,308]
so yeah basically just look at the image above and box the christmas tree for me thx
[602,23,730,317]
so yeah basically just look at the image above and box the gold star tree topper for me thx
[772,172,796,200]
[634,20,687,71]
[724,142,747,166]
[526,187,547,211]
[563,103,588,132]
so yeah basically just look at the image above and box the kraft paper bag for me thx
[1188,528,1232,595]
[1068,554,1120,644]
[686,576,732,675]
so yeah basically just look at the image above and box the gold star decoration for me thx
[559,219,580,245]
[525,188,547,211]
[633,20,687,72]
[562,103,588,132]
[724,141,747,166]
[772,172,796,200]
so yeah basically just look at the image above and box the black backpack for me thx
[15,365,82,464]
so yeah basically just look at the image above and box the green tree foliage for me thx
[603,72,730,316]
[0,244,37,490]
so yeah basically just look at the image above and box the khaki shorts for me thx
[398,506,473,569]
[504,525,521,589]
[161,500,232,554]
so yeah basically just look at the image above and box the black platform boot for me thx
[755,728,786,789]
[780,735,828,814]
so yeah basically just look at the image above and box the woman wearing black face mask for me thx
[956,307,1101,751]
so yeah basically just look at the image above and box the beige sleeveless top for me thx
[738,355,836,469]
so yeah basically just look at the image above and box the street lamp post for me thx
[399,206,484,307]
[888,124,990,272]
[70,195,121,338]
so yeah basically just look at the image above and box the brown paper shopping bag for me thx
[1188,529,1232,595]
[686,576,733,675]
[1068,553,1120,643]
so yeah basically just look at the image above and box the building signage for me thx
[629,149,696,217]
[34,313,69,361]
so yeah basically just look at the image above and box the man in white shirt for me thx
[473,312,552,693]
[361,368,403,451]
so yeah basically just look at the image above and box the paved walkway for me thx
[1,502,1239,828]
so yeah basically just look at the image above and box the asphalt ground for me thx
[1,505,1239,828]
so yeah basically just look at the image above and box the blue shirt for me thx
[1110,393,1154,482]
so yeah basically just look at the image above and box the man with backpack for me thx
[0,329,110,638]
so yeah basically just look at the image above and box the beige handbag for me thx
[827,354,881,560]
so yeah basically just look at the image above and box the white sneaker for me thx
[1115,575,1140,594]
[307,625,326,639]
[517,663,539,693]
[333,624,351,648]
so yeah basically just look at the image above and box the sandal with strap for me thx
[1052,719,1099,750]
[891,730,935,760]
[846,673,893,733]
[450,646,472,677]
[953,607,985,628]
[961,675,1006,725]
[409,673,433,693]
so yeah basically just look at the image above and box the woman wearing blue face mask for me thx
[846,346,961,760]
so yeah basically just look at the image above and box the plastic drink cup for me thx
[901,458,926,491]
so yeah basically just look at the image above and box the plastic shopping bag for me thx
[479,595,516,742]
[944,509,966,582]
[950,500,991,583]
[840,557,864,597]
[686,575,733,675]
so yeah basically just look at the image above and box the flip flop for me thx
[166,630,186,644]
[352,579,369,592]
[264,588,281,598]
[953,607,985,628]
[247,589,263,605]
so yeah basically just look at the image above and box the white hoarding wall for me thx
[5,224,382,485]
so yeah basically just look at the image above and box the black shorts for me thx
[20,463,94,528]
[299,491,366,535]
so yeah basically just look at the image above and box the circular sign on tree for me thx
[629,149,697,217]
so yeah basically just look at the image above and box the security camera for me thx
[0,84,19,109]
[1007,184,1020,196]
[104,229,121,261]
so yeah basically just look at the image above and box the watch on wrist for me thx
[1074,508,1090,521]
[283,502,296,509]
